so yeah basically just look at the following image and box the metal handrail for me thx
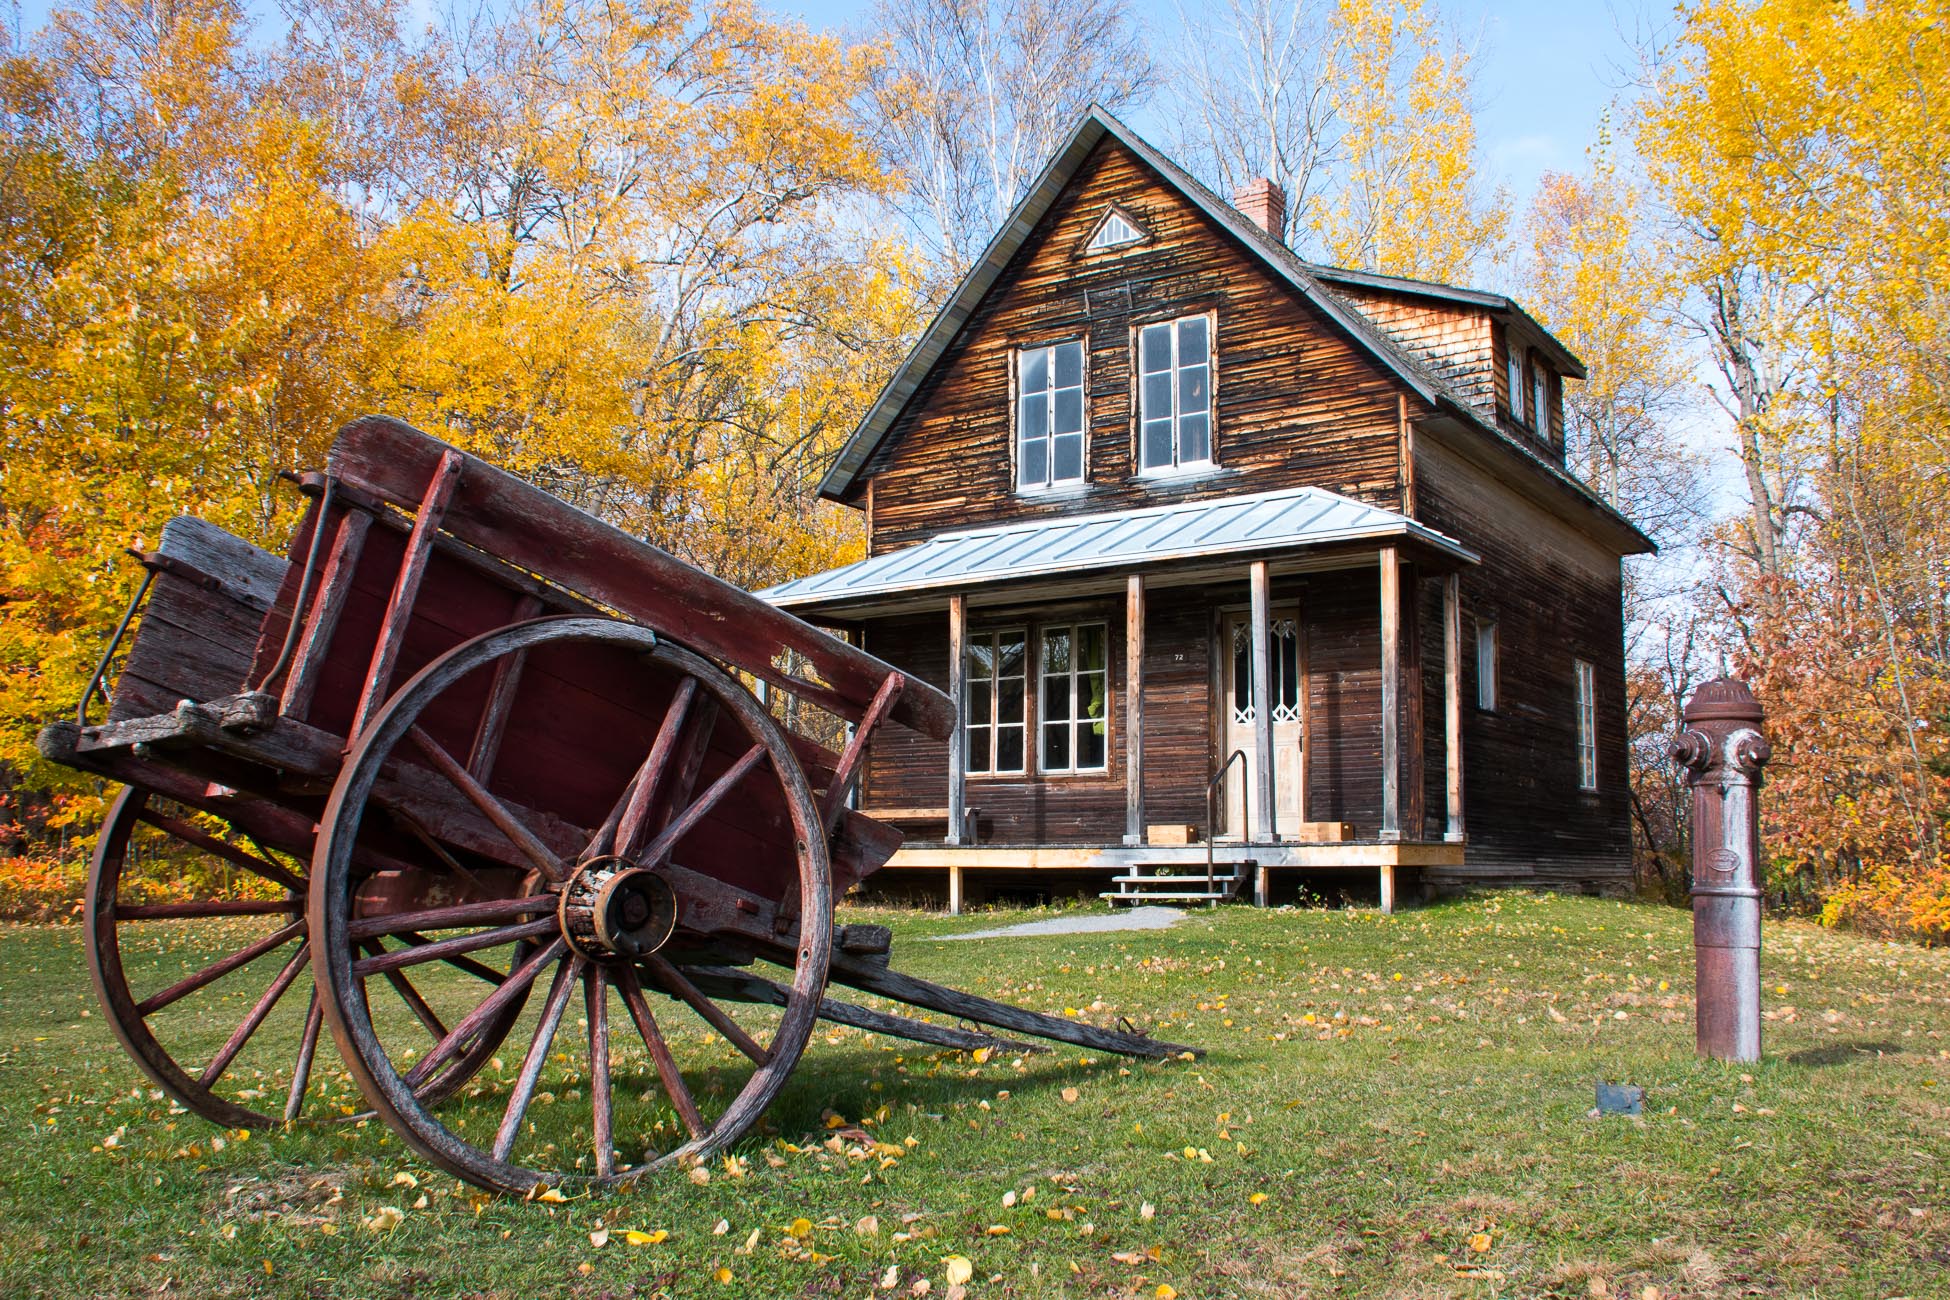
[1206,748,1248,896]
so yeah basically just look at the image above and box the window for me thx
[1476,620,1497,711]
[964,629,1027,775]
[1016,341,1085,490]
[1507,345,1525,426]
[1085,207,1146,253]
[1230,619,1301,723]
[1040,623,1108,772]
[1137,315,1212,472]
[1574,658,1597,790]
[1532,365,1550,438]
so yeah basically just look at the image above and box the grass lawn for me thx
[1,892,1946,1299]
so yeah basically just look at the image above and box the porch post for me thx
[1124,574,1146,847]
[1379,547,1401,843]
[1444,572,1465,842]
[1296,587,1310,825]
[1250,560,1276,843]
[947,865,965,917]
[946,593,966,848]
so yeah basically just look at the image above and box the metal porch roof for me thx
[761,485,1477,612]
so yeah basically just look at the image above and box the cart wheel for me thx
[311,617,833,1194]
[86,785,522,1129]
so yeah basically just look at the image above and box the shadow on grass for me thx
[1784,1040,1904,1066]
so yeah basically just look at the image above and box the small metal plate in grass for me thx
[1595,1081,1644,1115]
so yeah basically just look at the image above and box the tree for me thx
[863,0,1153,278]
[1637,0,1950,941]
[1164,0,1506,282]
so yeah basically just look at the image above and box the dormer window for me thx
[1532,364,1550,440]
[1016,341,1085,490]
[1084,206,1146,254]
[1507,345,1525,426]
[1137,314,1213,473]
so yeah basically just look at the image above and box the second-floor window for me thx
[1138,315,1212,472]
[1532,365,1550,440]
[1017,341,1085,490]
[1507,346,1525,426]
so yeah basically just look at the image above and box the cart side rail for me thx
[325,416,954,741]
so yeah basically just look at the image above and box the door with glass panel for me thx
[1219,610,1303,839]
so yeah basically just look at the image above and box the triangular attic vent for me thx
[1084,206,1146,253]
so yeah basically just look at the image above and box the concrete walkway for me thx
[937,905,1187,941]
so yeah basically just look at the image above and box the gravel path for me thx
[937,905,1187,940]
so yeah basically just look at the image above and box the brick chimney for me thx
[1232,177,1288,242]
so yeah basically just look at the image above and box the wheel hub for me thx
[558,856,678,961]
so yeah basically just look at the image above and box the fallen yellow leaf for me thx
[713,1267,733,1283]
[536,1187,568,1204]
[624,1229,668,1246]
[943,1256,973,1286]
[788,1217,814,1238]
[1061,1087,1080,1103]
[1249,1192,1268,1205]
[1157,1287,1179,1299]
[1468,1232,1492,1253]
[985,1224,1010,1236]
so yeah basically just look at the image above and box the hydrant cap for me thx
[1682,677,1763,726]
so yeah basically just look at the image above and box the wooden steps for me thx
[1100,862,1254,907]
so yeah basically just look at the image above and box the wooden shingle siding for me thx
[1322,284,1496,419]
[858,138,1408,554]
[1413,433,1632,891]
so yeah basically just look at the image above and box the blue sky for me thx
[9,0,1653,217]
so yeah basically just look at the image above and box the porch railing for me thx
[1206,748,1248,895]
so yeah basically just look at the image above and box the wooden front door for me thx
[1220,610,1304,839]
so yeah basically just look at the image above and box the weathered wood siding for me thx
[1321,284,1496,418]
[855,138,1408,553]
[856,570,1395,845]
[1413,431,1632,890]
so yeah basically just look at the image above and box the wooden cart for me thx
[39,416,1192,1194]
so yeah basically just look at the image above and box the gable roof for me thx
[763,484,1475,614]
[821,106,1651,555]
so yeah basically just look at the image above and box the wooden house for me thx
[761,108,1653,913]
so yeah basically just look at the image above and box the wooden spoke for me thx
[467,594,542,782]
[644,954,769,1066]
[362,940,450,1040]
[613,678,698,860]
[585,966,615,1177]
[136,918,306,1016]
[615,964,704,1139]
[405,938,566,1090]
[347,896,555,940]
[491,955,583,1163]
[352,917,557,979]
[117,899,298,920]
[395,931,507,985]
[135,809,305,893]
[408,725,566,882]
[198,942,310,1087]
[286,988,325,1122]
[633,744,768,871]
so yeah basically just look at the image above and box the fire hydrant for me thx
[1670,678,1770,1063]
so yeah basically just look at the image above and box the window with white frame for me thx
[1137,315,1212,472]
[1229,619,1301,724]
[1574,658,1597,790]
[1016,341,1085,490]
[964,629,1027,775]
[1040,623,1108,772]
[1532,365,1550,438]
[1476,619,1497,711]
[1507,345,1525,426]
